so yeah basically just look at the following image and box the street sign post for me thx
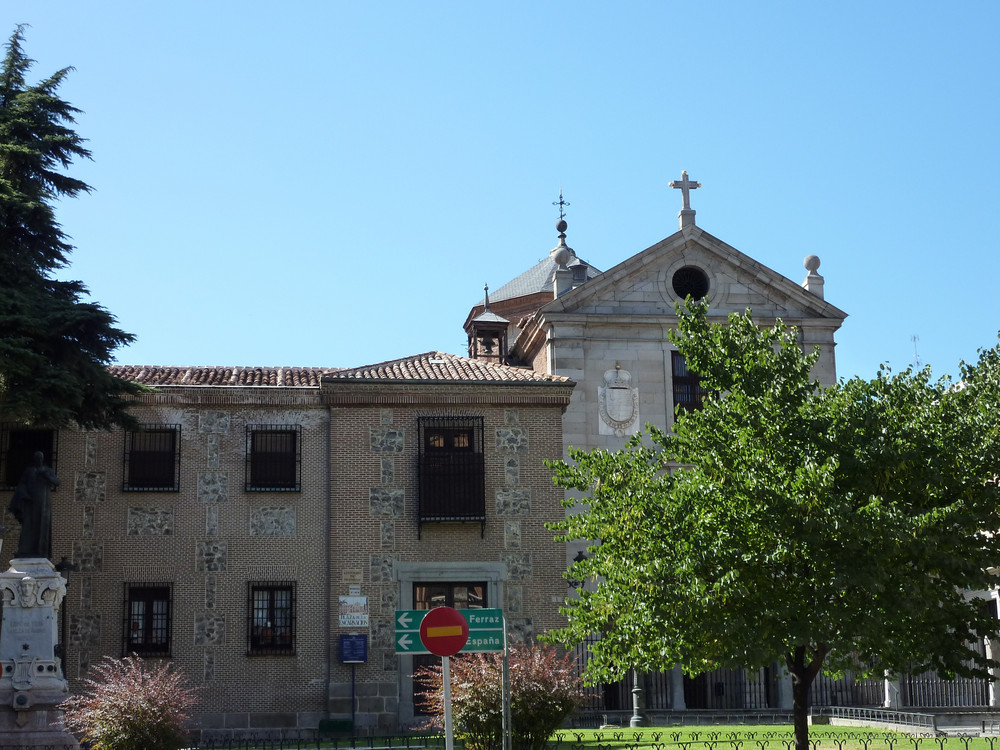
[392,608,510,750]
[418,607,470,750]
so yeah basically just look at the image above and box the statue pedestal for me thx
[0,558,79,748]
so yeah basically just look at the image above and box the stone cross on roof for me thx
[669,171,700,210]
[669,170,701,229]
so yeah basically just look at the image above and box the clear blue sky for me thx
[9,2,999,381]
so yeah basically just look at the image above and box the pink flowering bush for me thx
[60,656,198,750]
[415,643,586,750]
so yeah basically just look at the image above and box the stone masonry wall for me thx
[0,379,573,735]
[0,388,331,734]
[325,382,573,731]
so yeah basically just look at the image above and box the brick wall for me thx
[2,387,330,734]
[0,377,574,734]
[324,381,573,729]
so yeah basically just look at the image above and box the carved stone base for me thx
[0,704,80,748]
[0,559,71,719]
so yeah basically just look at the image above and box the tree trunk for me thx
[790,661,810,750]
[787,645,826,750]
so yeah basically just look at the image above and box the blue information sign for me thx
[340,633,368,663]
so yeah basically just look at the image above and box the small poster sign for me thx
[340,633,368,663]
[339,596,369,628]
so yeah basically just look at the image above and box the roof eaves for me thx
[323,376,572,386]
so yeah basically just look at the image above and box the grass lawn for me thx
[540,727,1000,750]
[191,726,1000,750]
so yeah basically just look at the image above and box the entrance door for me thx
[411,581,487,713]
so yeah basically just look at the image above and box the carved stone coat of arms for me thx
[598,366,639,437]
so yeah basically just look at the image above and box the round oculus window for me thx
[671,266,710,300]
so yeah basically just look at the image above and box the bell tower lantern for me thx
[466,284,510,365]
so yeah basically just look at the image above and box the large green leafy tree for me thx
[547,302,1000,750]
[0,25,141,429]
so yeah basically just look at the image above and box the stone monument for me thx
[0,453,79,748]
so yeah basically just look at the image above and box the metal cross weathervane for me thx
[553,190,570,221]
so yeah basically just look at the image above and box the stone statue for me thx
[7,451,60,559]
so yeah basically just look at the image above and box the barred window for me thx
[417,417,485,534]
[246,425,301,491]
[425,426,473,451]
[248,581,296,655]
[123,583,172,656]
[123,425,180,491]
[672,351,708,414]
[0,425,57,490]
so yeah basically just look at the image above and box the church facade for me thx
[462,175,849,715]
[463,176,999,715]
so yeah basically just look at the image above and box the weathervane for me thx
[553,189,570,221]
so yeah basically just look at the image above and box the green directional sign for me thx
[395,608,506,654]
[395,609,430,654]
[461,608,504,652]
[465,630,504,652]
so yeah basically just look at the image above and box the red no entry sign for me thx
[419,607,469,657]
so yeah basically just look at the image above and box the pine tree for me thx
[0,24,142,429]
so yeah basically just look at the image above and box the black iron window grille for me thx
[123,583,172,656]
[123,425,180,491]
[247,581,296,655]
[0,425,57,490]
[246,425,301,491]
[417,416,485,537]
[671,351,708,414]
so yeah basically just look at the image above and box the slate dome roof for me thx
[489,231,601,303]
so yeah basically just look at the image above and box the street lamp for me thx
[567,549,588,589]
[630,669,646,727]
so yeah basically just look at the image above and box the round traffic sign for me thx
[419,607,469,657]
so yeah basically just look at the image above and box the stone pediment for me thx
[540,225,847,323]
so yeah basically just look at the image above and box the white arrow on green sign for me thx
[394,608,506,654]
[395,609,430,654]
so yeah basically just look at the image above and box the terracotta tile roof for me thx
[109,365,332,387]
[325,351,571,384]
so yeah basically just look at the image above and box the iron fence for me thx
[571,634,993,713]
[52,727,1000,750]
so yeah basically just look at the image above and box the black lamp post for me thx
[567,549,588,589]
[630,668,646,727]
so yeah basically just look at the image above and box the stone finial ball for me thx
[552,246,571,266]
[804,255,821,272]
[556,219,568,233]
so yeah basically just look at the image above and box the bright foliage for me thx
[546,302,1000,750]
[416,643,587,750]
[60,656,198,750]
